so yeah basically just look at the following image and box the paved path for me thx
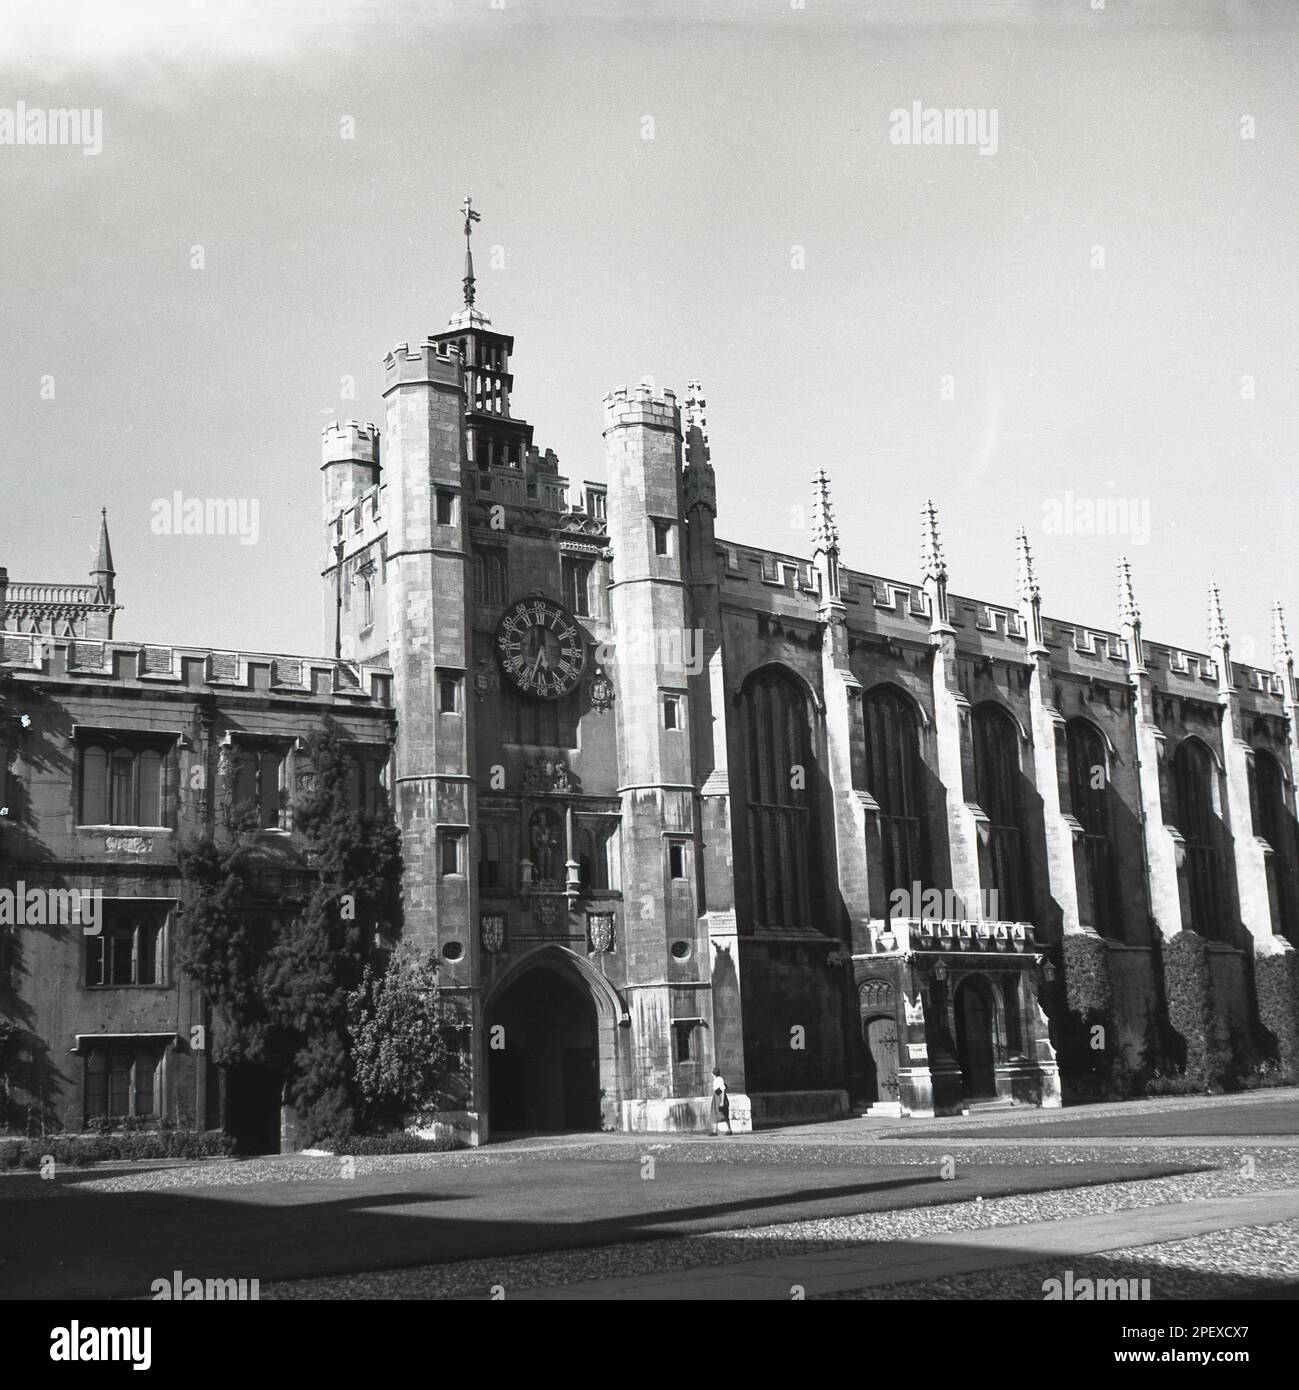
[512,1189,1299,1300]
[1,1152,1200,1299]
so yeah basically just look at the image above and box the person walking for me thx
[710,1066,733,1136]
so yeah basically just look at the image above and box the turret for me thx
[321,419,381,537]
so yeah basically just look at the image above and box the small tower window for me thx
[436,489,457,526]
[438,674,462,714]
[668,841,687,879]
[653,520,672,556]
[663,696,681,731]
[440,832,464,877]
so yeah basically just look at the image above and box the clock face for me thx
[495,596,587,700]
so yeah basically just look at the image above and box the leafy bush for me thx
[0,1129,234,1169]
[348,941,453,1130]
[332,1132,460,1156]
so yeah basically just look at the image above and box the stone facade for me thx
[311,278,1299,1139]
[0,625,392,1145]
[3,256,1298,1147]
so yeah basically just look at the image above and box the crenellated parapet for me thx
[0,632,393,704]
[383,337,465,390]
[603,381,679,433]
[322,418,380,466]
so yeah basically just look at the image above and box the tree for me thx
[347,942,451,1130]
[178,716,403,1146]
[176,807,277,1067]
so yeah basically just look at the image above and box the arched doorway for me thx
[954,975,998,1099]
[486,963,601,1134]
[224,1064,283,1155]
[863,1016,899,1105]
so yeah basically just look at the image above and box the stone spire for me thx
[811,469,841,605]
[682,379,716,517]
[1117,555,1143,674]
[90,507,115,601]
[1015,527,1046,653]
[1273,600,1292,668]
[1015,527,1039,604]
[683,379,709,463]
[812,470,839,556]
[920,498,946,582]
[920,498,950,631]
[1273,601,1296,705]
[1208,579,1232,693]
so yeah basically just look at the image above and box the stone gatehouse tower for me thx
[317,214,1299,1143]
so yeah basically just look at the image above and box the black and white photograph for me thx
[1,0,1297,1352]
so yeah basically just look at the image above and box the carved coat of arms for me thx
[587,912,616,953]
[481,913,506,953]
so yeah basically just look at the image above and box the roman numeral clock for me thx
[495,596,586,700]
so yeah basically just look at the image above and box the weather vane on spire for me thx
[460,195,481,308]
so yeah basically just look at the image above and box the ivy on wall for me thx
[1160,931,1231,1091]
[1054,933,1118,1100]
[1254,950,1299,1083]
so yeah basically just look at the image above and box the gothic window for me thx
[360,574,374,629]
[562,556,595,617]
[78,737,169,828]
[861,687,929,904]
[504,686,577,748]
[479,823,503,891]
[346,750,386,815]
[1065,719,1121,937]
[1251,748,1296,943]
[474,550,507,606]
[971,704,1029,921]
[85,903,168,988]
[578,821,615,892]
[1171,738,1223,939]
[233,743,289,830]
[85,1043,163,1123]
[742,668,820,929]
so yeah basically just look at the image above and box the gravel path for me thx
[822,1219,1299,1300]
[8,1136,1282,1197]
[256,1152,1299,1300]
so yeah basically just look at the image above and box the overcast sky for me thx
[2,0,1297,665]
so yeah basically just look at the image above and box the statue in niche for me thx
[529,808,562,886]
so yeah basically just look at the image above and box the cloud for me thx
[0,0,373,75]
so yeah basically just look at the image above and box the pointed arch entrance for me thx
[954,974,998,1099]
[484,947,622,1136]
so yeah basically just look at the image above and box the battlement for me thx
[712,533,1283,698]
[0,631,394,705]
[603,381,680,432]
[321,419,380,466]
[383,338,465,392]
[526,444,562,476]
[5,580,107,608]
